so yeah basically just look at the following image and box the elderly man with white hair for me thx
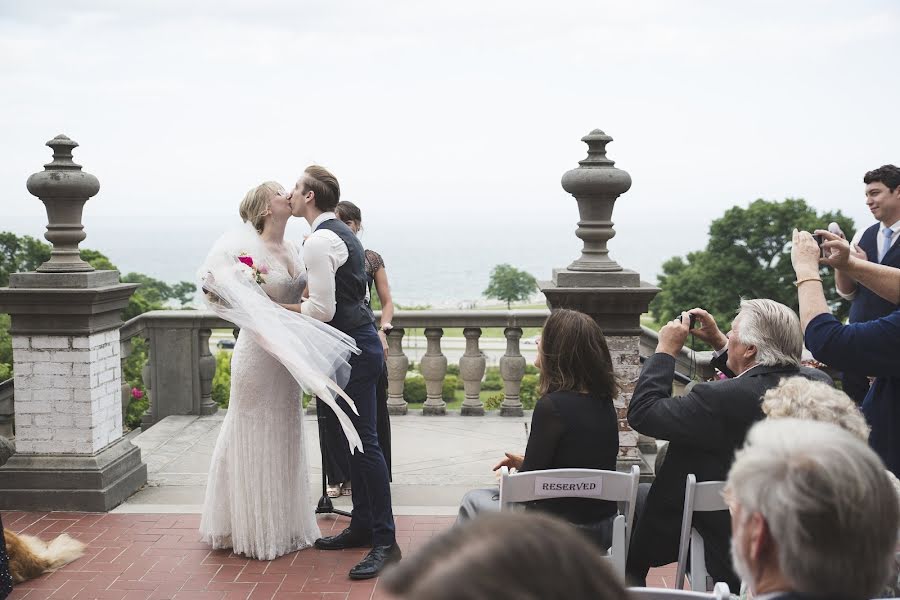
[726,418,898,600]
[626,299,831,587]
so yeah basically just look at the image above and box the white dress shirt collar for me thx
[311,212,337,232]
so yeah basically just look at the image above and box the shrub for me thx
[524,364,539,376]
[482,370,503,391]
[122,337,149,430]
[484,393,504,411]
[520,374,540,410]
[0,363,10,381]
[403,374,427,403]
[212,351,232,408]
[446,364,460,376]
[442,375,458,401]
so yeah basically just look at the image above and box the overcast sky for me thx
[1,1,898,286]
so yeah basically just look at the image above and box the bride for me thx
[198,181,362,560]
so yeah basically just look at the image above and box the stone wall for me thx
[12,330,123,455]
[607,335,641,462]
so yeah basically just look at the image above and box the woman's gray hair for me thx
[727,419,898,600]
[735,299,802,367]
[762,377,870,441]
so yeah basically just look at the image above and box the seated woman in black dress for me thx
[457,308,621,533]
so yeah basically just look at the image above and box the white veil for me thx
[198,221,364,453]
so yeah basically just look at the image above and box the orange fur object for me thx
[3,529,85,584]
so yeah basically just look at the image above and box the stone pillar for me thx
[198,328,218,415]
[0,135,147,511]
[499,327,526,417]
[385,328,409,415]
[420,327,447,416]
[459,327,486,416]
[540,129,659,476]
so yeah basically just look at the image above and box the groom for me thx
[288,165,399,579]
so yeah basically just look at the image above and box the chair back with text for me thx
[498,465,640,578]
[630,582,730,600]
[675,474,728,591]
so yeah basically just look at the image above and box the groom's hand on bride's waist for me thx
[279,302,302,313]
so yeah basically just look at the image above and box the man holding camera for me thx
[625,300,831,588]
[832,165,900,403]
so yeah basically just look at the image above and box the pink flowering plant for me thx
[237,253,268,285]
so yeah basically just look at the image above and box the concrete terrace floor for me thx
[4,413,678,599]
[119,412,533,515]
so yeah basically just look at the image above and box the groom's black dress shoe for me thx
[348,543,402,580]
[314,527,373,550]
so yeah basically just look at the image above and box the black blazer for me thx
[626,352,830,588]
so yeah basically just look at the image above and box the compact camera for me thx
[678,313,698,328]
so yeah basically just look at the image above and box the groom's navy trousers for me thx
[332,323,396,546]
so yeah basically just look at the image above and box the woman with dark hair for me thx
[319,201,394,497]
[381,512,628,600]
[456,309,620,536]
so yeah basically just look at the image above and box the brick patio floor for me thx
[4,512,678,600]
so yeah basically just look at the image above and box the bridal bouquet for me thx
[237,253,268,285]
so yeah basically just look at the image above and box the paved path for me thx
[120,412,534,516]
[5,512,678,600]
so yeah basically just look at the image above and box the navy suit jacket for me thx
[805,310,900,475]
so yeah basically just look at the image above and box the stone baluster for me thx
[140,344,154,428]
[459,327,486,416]
[386,328,409,416]
[420,327,447,416]
[198,328,218,415]
[500,327,526,417]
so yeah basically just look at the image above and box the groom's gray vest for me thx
[315,218,375,334]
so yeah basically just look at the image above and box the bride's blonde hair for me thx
[239,181,283,234]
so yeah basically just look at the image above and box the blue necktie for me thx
[880,227,894,262]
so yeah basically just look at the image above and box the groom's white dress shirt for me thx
[300,212,349,323]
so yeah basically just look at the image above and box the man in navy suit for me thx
[726,419,898,600]
[285,166,398,580]
[833,164,900,403]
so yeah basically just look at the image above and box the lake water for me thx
[5,212,661,307]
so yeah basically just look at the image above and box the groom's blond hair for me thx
[301,165,340,212]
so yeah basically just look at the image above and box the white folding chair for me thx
[630,582,731,600]
[675,474,728,591]
[498,464,640,578]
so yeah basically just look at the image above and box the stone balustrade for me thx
[119,310,230,428]
[0,311,720,437]
[383,309,550,417]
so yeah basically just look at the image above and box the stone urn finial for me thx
[26,135,99,273]
[560,129,632,272]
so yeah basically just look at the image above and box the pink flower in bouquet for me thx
[237,253,266,284]
[131,387,144,399]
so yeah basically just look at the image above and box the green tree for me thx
[650,198,855,333]
[484,264,537,309]
[0,232,51,287]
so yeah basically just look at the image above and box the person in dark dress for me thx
[456,309,620,545]
[320,201,394,497]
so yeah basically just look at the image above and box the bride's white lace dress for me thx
[199,245,320,560]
